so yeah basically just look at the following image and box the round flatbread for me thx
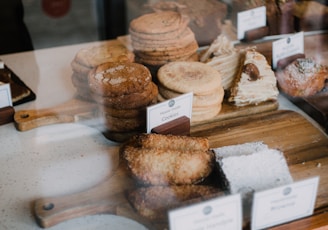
[131,28,196,51]
[159,84,224,107]
[129,11,189,35]
[157,61,222,95]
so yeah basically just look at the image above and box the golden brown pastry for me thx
[122,133,214,185]
[275,58,328,97]
[127,185,223,221]
[129,133,209,151]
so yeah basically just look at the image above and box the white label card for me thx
[0,83,13,108]
[169,194,242,230]
[237,6,266,40]
[251,176,319,230]
[146,92,193,133]
[272,31,304,69]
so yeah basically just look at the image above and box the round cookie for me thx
[102,130,141,143]
[102,114,146,132]
[100,106,146,119]
[159,84,224,107]
[92,82,158,109]
[71,59,92,75]
[88,62,152,97]
[129,11,189,35]
[157,61,222,95]
[74,41,135,68]
[131,28,196,51]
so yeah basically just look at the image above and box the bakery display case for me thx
[0,0,327,229]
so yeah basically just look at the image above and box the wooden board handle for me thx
[33,166,135,228]
[34,191,126,228]
[14,98,98,131]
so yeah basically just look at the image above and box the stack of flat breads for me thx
[157,61,224,122]
[70,40,135,101]
[88,62,158,142]
[129,11,199,74]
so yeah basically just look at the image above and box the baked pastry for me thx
[88,62,158,142]
[228,49,279,106]
[144,0,228,46]
[200,35,241,90]
[73,40,135,68]
[122,133,214,185]
[88,62,152,97]
[127,185,223,221]
[128,132,209,151]
[70,40,135,101]
[129,11,199,74]
[275,58,328,97]
[157,61,224,122]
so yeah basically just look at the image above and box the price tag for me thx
[0,83,13,108]
[146,92,193,133]
[169,194,242,230]
[251,177,319,230]
[237,6,266,40]
[272,32,304,69]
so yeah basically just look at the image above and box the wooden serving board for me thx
[33,110,328,229]
[14,94,278,133]
[14,98,99,131]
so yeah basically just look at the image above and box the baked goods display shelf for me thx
[1,30,327,229]
[33,109,328,230]
[237,31,328,134]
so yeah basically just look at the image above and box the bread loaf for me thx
[122,133,214,185]
[275,58,328,97]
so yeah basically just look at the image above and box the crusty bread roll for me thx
[122,133,214,185]
[127,185,223,221]
[275,58,328,97]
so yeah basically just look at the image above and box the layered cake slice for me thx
[228,49,279,106]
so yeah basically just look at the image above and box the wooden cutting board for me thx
[33,110,328,229]
[14,95,278,132]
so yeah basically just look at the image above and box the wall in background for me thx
[22,0,99,49]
